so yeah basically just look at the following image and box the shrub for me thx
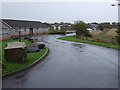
[72,21,91,38]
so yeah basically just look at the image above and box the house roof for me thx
[2,19,49,28]
[87,23,98,28]
[0,19,12,28]
[52,23,71,27]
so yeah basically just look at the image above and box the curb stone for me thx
[2,47,49,78]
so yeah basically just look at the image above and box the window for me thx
[2,28,7,30]
[15,29,17,32]
[24,28,27,31]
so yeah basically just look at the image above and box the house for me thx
[87,23,99,31]
[2,19,49,38]
[87,28,94,32]
[51,24,59,30]
[0,20,11,40]
[59,24,72,30]
[51,23,72,31]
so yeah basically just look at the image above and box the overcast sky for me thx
[1,0,118,23]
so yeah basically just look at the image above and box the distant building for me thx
[87,28,94,32]
[87,23,99,31]
[51,23,72,30]
[51,24,59,30]
[2,19,49,38]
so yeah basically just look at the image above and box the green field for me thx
[1,39,47,74]
[58,35,120,50]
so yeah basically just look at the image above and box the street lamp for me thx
[19,28,21,42]
[111,0,120,23]
[111,0,120,46]
[111,3,120,6]
[111,0,120,6]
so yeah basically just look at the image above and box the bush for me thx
[72,20,91,37]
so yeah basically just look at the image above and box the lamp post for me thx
[111,1,120,89]
[111,0,120,35]
[19,29,21,42]
[111,0,120,44]
[111,0,120,22]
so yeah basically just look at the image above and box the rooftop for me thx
[2,19,49,28]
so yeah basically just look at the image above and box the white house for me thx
[87,28,94,32]
[2,19,49,38]
[87,23,99,31]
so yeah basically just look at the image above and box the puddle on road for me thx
[55,40,59,42]
[15,73,26,79]
[72,44,85,53]
[72,44,85,48]
[60,42,66,43]
[15,71,29,84]
[16,79,26,84]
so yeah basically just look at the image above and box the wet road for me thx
[3,34,118,88]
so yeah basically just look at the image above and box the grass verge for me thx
[1,39,47,74]
[58,35,120,50]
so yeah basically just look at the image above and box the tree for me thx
[72,20,91,37]
[43,22,50,26]
[98,23,112,30]
[98,24,104,31]
[91,22,98,24]
[61,27,67,32]
[112,22,118,28]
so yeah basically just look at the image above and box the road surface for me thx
[3,34,118,88]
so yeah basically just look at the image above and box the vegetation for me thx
[90,28,117,44]
[72,21,91,38]
[111,22,118,28]
[98,23,112,30]
[58,21,119,49]
[1,39,47,74]
[98,24,104,31]
[58,35,119,50]
[97,22,118,31]
[49,30,65,34]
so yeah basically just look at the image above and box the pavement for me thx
[2,34,118,88]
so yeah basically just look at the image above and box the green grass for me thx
[1,39,47,74]
[49,30,65,34]
[58,35,120,50]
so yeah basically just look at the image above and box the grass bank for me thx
[1,39,47,74]
[58,35,120,50]
[90,28,117,44]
